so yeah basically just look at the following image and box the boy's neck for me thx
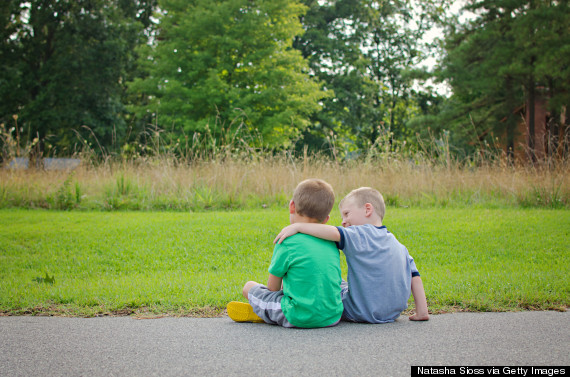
[291,214,322,224]
[364,212,383,227]
[370,220,383,227]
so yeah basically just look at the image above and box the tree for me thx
[437,0,570,159]
[0,0,155,154]
[293,0,449,153]
[292,0,378,153]
[515,0,570,159]
[128,0,329,148]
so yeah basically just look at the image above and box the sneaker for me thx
[227,301,264,323]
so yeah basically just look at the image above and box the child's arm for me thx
[274,223,341,244]
[409,276,429,321]
[267,273,283,292]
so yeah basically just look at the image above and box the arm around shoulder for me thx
[274,223,340,244]
[409,276,429,321]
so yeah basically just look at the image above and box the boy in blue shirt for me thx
[274,187,429,323]
[227,179,343,328]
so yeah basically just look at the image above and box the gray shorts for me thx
[248,284,342,328]
[340,279,356,322]
[248,284,295,327]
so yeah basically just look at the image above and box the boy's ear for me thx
[322,215,330,224]
[364,203,374,217]
[289,200,296,215]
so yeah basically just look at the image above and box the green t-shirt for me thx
[268,233,342,328]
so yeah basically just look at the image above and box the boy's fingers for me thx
[274,226,296,244]
[273,233,284,244]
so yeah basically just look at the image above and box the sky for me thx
[416,0,478,95]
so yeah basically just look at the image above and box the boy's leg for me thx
[340,279,348,295]
[339,279,357,322]
[247,284,294,328]
[242,280,259,299]
[227,281,264,323]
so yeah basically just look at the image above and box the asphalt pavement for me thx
[0,311,568,376]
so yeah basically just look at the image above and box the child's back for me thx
[337,224,418,323]
[228,178,344,328]
[271,233,342,328]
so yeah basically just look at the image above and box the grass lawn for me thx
[0,208,568,317]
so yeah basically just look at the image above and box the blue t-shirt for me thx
[336,224,419,323]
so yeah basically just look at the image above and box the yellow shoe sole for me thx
[227,301,264,323]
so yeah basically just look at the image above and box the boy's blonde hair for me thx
[340,187,386,221]
[292,179,335,223]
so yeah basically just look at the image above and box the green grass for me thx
[0,208,568,317]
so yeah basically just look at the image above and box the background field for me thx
[1,208,568,317]
[1,156,569,211]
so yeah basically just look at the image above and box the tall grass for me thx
[1,121,568,210]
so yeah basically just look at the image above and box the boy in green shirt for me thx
[227,178,343,328]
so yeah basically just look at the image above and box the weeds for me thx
[521,182,566,209]
[32,272,56,285]
[0,116,42,164]
[115,173,134,197]
[1,156,568,210]
[1,116,568,210]
[46,172,80,210]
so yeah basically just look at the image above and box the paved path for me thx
[0,311,568,376]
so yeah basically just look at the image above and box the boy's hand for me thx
[274,224,300,244]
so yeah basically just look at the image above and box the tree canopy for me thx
[1,0,155,153]
[1,0,568,160]
[128,0,329,148]
[435,0,570,157]
[294,0,448,152]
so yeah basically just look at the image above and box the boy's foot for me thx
[227,301,264,323]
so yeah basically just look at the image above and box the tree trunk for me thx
[505,76,516,162]
[548,79,559,160]
[527,75,536,162]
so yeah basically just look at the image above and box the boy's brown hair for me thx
[292,179,335,223]
[340,187,386,221]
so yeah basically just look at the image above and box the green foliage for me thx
[2,0,567,162]
[103,173,141,210]
[47,172,81,210]
[0,208,567,315]
[436,0,570,155]
[33,272,55,285]
[519,182,566,209]
[294,0,450,153]
[129,0,329,148]
[0,0,156,151]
